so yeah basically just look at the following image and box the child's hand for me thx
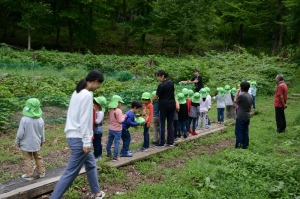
[83,146,91,154]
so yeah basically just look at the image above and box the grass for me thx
[111,94,300,198]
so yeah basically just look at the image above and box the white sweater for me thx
[64,89,93,147]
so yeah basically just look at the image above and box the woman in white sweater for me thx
[50,70,105,199]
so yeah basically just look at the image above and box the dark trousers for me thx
[121,129,131,154]
[159,109,174,145]
[143,124,150,148]
[173,120,178,138]
[252,95,256,109]
[217,108,225,122]
[275,107,286,132]
[178,120,187,137]
[188,117,197,131]
[235,119,250,149]
[93,133,102,159]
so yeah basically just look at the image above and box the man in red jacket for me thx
[274,74,288,133]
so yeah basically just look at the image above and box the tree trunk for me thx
[238,24,243,45]
[28,28,31,50]
[278,25,283,50]
[68,21,74,52]
[123,0,128,54]
[55,28,60,46]
[141,34,146,55]
[272,31,279,56]
[178,41,182,57]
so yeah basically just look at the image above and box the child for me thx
[224,85,234,119]
[214,87,226,124]
[106,95,126,161]
[93,96,107,161]
[15,98,45,180]
[151,91,160,145]
[177,93,189,138]
[120,101,142,157]
[231,87,237,118]
[182,88,189,99]
[205,87,212,128]
[186,89,193,132]
[198,88,209,129]
[139,92,154,152]
[188,92,200,135]
[174,96,180,140]
[250,81,257,110]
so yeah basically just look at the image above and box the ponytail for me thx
[75,70,104,93]
[76,78,87,93]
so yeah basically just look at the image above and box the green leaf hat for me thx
[188,89,194,98]
[192,92,201,103]
[182,88,189,99]
[94,96,107,112]
[205,87,210,94]
[177,93,186,104]
[217,87,225,97]
[108,95,124,109]
[250,81,257,88]
[141,92,152,100]
[224,85,231,94]
[22,98,43,118]
[200,88,208,98]
[231,87,237,95]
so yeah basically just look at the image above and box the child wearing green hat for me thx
[213,87,226,124]
[120,101,143,157]
[106,95,126,161]
[177,93,189,138]
[224,85,235,119]
[139,92,154,152]
[15,98,45,181]
[198,88,210,129]
[151,91,160,145]
[188,92,200,135]
[186,89,193,131]
[250,81,257,110]
[93,96,107,161]
[204,87,212,128]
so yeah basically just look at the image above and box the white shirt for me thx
[95,110,104,124]
[64,89,93,147]
[206,94,212,109]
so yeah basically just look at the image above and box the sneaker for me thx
[154,144,165,147]
[191,131,198,135]
[107,154,112,158]
[184,135,187,138]
[174,138,179,141]
[112,157,120,162]
[39,172,45,178]
[205,125,210,129]
[22,174,34,181]
[152,141,159,145]
[95,191,105,199]
[138,147,148,152]
[188,130,192,134]
[167,144,174,147]
[120,152,133,157]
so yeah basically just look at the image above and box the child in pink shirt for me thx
[106,95,126,161]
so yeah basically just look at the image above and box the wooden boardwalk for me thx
[0,124,227,199]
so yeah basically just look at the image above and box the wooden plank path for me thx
[0,123,227,199]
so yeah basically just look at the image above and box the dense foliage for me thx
[0,47,297,129]
[1,0,300,57]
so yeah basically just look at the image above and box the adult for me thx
[50,70,105,199]
[274,74,288,133]
[152,70,176,147]
[182,69,203,92]
[234,82,252,149]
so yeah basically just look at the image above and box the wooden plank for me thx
[0,124,226,199]
[292,94,300,97]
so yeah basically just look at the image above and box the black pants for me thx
[275,107,286,132]
[159,109,174,145]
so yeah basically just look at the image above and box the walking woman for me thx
[50,70,105,199]
[152,70,176,147]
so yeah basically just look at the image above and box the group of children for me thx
[15,82,258,179]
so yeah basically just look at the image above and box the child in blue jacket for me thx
[120,101,143,157]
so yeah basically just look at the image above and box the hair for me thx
[277,74,284,81]
[155,70,169,78]
[193,69,199,72]
[131,100,142,109]
[202,98,206,101]
[76,70,104,93]
[93,100,102,110]
[240,81,250,92]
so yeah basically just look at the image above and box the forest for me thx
[1,0,300,57]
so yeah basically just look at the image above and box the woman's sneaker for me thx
[22,174,34,181]
[138,147,148,152]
